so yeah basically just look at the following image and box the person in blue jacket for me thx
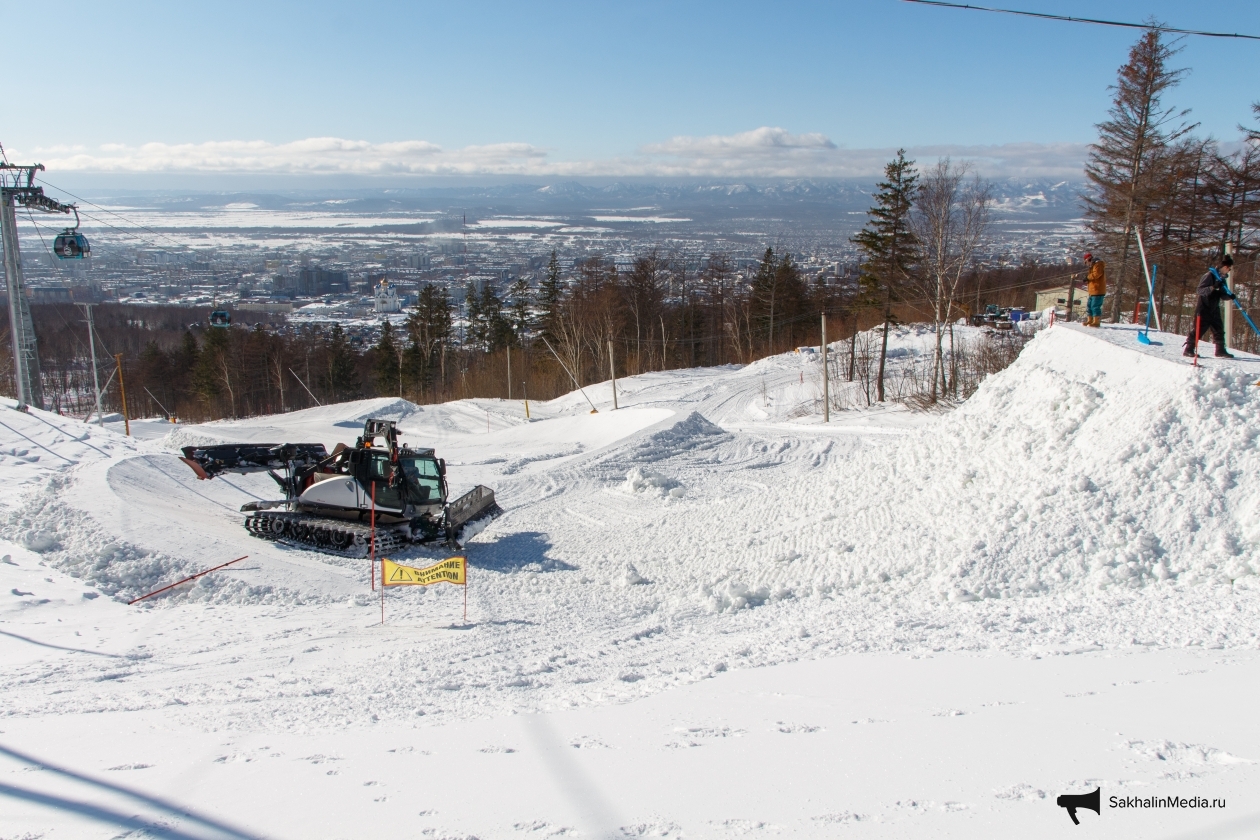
[1184,254,1236,359]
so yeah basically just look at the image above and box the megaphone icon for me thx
[1056,787,1101,825]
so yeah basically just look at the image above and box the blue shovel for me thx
[1138,265,1156,345]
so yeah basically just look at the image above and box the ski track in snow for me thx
[4,321,1260,837]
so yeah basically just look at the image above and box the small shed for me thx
[1035,286,1087,316]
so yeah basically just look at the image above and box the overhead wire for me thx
[34,176,199,260]
[899,0,1260,41]
[21,206,118,413]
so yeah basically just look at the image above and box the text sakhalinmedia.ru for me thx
[1110,795,1225,810]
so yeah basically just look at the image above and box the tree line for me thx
[5,27,1254,421]
[1084,27,1258,333]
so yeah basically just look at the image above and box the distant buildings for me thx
[373,279,402,313]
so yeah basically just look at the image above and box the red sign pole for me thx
[370,481,376,591]
[128,555,248,605]
[1194,316,1201,368]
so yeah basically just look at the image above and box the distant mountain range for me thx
[94,178,1088,223]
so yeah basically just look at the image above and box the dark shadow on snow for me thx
[0,630,124,658]
[468,531,575,572]
[0,744,267,840]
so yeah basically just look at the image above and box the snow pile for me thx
[673,324,1260,603]
[7,475,306,605]
[626,410,727,462]
[622,467,685,499]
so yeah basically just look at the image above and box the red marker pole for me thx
[1194,316,1201,368]
[370,481,376,591]
[128,555,249,604]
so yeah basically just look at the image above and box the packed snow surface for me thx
[3,322,1259,837]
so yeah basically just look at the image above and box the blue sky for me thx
[8,1,1260,182]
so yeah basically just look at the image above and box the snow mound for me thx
[627,411,727,462]
[160,397,426,450]
[754,325,1260,599]
[161,426,235,450]
[622,467,685,499]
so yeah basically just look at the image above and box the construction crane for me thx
[2,163,85,411]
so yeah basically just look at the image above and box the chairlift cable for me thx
[34,176,198,262]
[900,0,1260,41]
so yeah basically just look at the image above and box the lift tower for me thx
[1,163,77,411]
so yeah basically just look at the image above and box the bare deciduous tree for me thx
[911,159,991,402]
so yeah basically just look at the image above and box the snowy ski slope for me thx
[2,322,1259,838]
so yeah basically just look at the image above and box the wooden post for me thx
[821,313,829,423]
[608,341,618,410]
[522,381,530,419]
[506,344,512,400]
[114,353,131,436]
[1065,272,1078,322]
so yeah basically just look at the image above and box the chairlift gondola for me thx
[210,309,232,328]
[52,207,90,260]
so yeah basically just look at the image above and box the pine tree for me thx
[173,330,200,415]
[536,250,563,342]
[193,327,228,411]
[324,323,358,402]
[464,281,485,349]
[852,149,919,402]
[1085,25,1193,321]
[478,281,513,351]
[749,248,779,352]
[137,340,171,419]
[406,284,453,398]
[507,277,531,344]
[373,320,401,397]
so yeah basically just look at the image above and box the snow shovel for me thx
[1138,265,1156,345]
[1135,231,1161,344]
[1219,270,1260,340]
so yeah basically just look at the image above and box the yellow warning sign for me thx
[382,556,466,587]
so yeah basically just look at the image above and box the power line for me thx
[900,0,1260,41]
[33,176,198,261]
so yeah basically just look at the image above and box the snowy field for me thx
[3,322,1260,838]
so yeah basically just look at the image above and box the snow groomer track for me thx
[3,322,1260,838]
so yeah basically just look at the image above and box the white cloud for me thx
[641,127,837,157]
[18,130,1086,180]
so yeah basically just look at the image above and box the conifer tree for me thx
[507,277,531,344]
[406,284,453,398]
[373,320,401,397]
[324,323,358,402]
[1085,25,1193,321]
[536,250,563,342]
[464,281,484,349]
[853,149,919,402]
[193,326,228,409]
